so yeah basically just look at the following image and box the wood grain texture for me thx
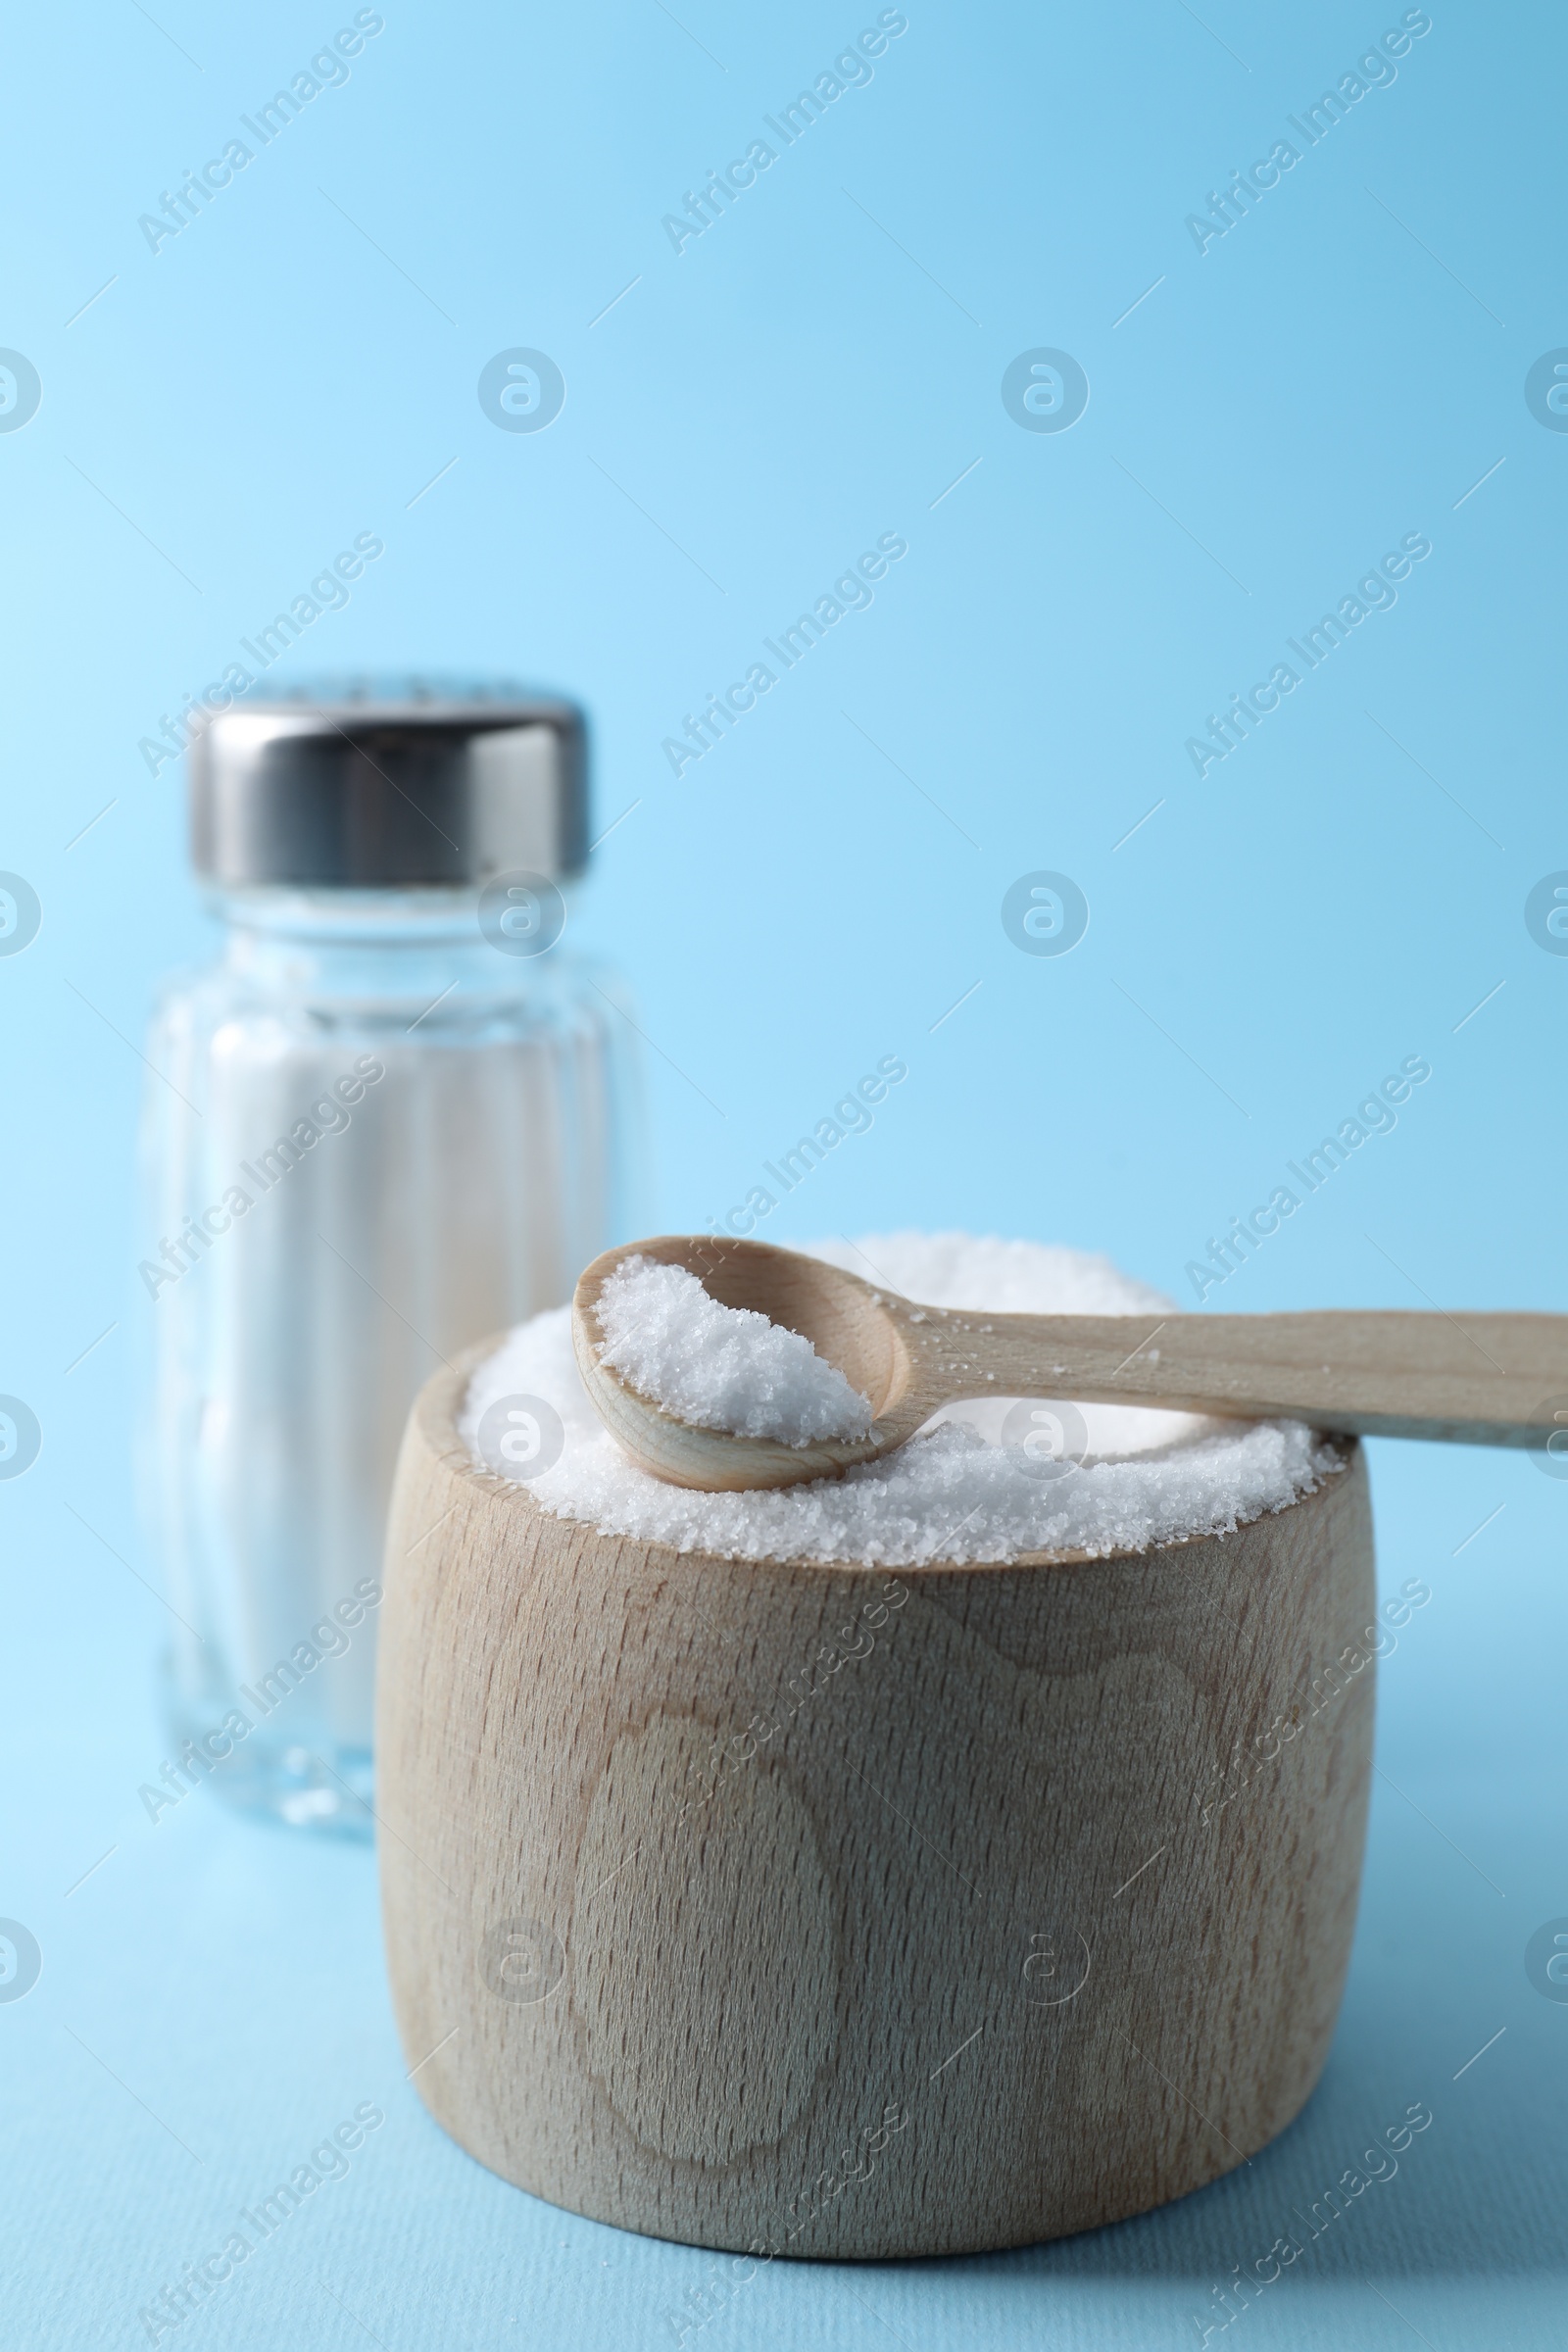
[572,1233,1568,1492]
[378,1342,1377,2259]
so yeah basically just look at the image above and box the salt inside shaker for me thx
[138,683,640,1832]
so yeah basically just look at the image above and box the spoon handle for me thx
[916,1308,1568,1449]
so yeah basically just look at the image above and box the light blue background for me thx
[2,1,1564,2345]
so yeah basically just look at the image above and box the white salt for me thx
[593,1254,872,1446]
[461,1233,1342,1567]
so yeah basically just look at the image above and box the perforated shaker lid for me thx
[188,678,588,886]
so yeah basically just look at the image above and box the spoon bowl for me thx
[571,1234,932,1490]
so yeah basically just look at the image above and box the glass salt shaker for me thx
[138,684,641,1833]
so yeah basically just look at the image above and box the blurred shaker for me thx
[138,684,640,1832]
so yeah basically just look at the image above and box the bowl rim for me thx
[420,1332,1359,1581]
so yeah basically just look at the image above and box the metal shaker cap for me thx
[188,680,588,887]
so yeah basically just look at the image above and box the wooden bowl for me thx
[377,1343,1375,2260]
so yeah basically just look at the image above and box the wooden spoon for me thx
[571,1233,1568,1493]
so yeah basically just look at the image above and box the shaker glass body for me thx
[139,886,638,1831]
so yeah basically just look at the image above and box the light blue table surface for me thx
[5,1434,1565,2350]
[4,0,1566,2342]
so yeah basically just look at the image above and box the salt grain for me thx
[594,1254,872,1446]
[461,1233,1342,1567]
